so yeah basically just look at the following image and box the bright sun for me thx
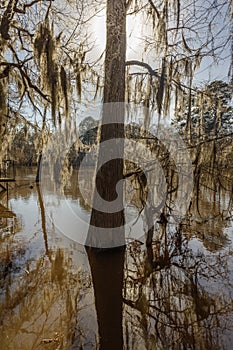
[90,8,145,61]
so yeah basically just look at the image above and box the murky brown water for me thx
[0,166,232,349]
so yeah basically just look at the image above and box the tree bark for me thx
[86,0,126,248]
[84,1,127,349]
[35,152,42,183]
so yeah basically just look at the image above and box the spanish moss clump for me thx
[34,21,70,124]
[0,77,9,163]
[73,45,87,102]
[0,80,7,122]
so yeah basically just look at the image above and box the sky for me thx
[76,1,232,127]
[89,1,232,85]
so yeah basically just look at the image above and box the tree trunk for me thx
[35,152,42,183]
[84,1,126,349]
[86,0,126,248]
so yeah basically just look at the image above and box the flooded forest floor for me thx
[0,136,233,350]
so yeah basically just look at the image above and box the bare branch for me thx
[3,46,50,101]
[126,60,159,77]
[187,133,233,149]
[0,0,19,40]
[20,69,50,102]
[148,0,160,19]
[15,0,54,14]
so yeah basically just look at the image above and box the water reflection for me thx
[0,168,95,349]
[0,164,232,349]
[124,234,233,349]
[86,246,125,350]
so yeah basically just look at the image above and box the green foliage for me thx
[173,80,233,139]
[79,116,99,145]
[11,127,37,165]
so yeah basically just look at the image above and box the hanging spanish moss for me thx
[34,20,71,125]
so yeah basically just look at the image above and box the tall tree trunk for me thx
[84,1,126,349]
[86,0,126,248]
[35,152,42,183]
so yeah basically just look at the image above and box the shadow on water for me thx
[0,150,232,349]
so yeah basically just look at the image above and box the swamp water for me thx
[0,166,232,349]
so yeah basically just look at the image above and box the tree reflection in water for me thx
[123,230,233,349]
[0,147,232,349]
[121,138,233,349]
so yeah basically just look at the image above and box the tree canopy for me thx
[0,0,232,163]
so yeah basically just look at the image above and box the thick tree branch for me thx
[126,60,159,77]
[125,60,211,96]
